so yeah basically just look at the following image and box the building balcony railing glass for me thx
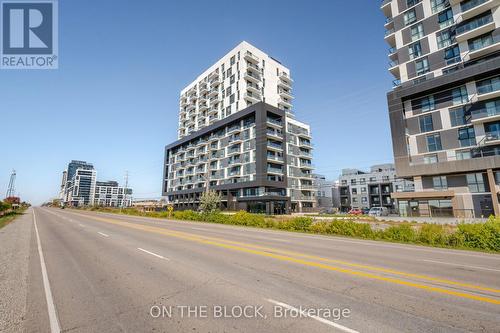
[461,0,488,13]
[267,118,282,127]
[476,79,500,95]
[244,51,259,63]
[468,33,499,52]
[384,28,395,37]
[267,167,284,174]
[455,13,493,36]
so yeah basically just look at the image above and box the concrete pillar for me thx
[486,169,499,217]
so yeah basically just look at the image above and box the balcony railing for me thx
[476,80,500,95]
[267,167,284,174]
[461,0,488,12]
[455,14,493,36]
[267,118,282,127]
[385,28,395,36]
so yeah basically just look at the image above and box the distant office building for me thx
[60,160,132,207]
[93,181,132,207]
[163,42,315,214]
[381,0,500,217]
[338,164,414,212]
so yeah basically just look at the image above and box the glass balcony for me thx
[476,78,500,95]
[455,13,494,41]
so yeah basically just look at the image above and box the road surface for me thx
[2,207,500,332]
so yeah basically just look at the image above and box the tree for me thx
[199,190,221,213]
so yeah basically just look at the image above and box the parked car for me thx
[368,207,389,217]
[361,207,370,215]
[348,208,363,215]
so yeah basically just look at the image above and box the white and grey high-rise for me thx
[382,0,500,218]
[163,41,316,213]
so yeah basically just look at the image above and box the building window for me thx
[458,127,476,147]
[444,45,460,65]
[423,154,438,164]
[411,23,424,41]
[419,114,434,132]
[495,171,500,185]
[415,57,429,76]
[404,9,417,26]
[438,9,453,29]
[361,187,367,193]
[352,188,357,194]
[468,33,494,52]
[421,95,435,112]
[426,133,442,152]
[432,176,448,190]
[408,42,422,60]
[452,86,468,105]
[476,76,500,95]
[431,0,448,13]
[456,149,472,160]
[449,107,468,126]
[466,173,486,193]
[230,55,235,65]
[436,29,454,49]
[361,197,368,203]
[406,0,421,7]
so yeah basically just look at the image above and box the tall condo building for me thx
[177,41,293,139]
[59,160,132,208]
[163,42,316,214]
[382,0,500,217]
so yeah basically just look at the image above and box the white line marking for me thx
[421,259,500,272]
[137,248,170,260]
[33,210,61,333]
[98,232,109,237]
[267,299,358,333]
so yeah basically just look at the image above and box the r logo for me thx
[2,2,53,54]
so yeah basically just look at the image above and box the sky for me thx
[0,0,395,205]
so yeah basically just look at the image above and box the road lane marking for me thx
[137,248,170,260]
[69,212,500,294]
[267,299,359,333]
[33,210,61,333]
[68,213,500,304]
[421,259,500,273]
[98,232,109,237]
[71,209,500,260]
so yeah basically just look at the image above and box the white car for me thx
[368,207,389,217]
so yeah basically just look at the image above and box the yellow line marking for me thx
[71,212,500,305]
[72,211,500,294]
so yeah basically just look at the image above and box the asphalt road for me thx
[12,207,500,332]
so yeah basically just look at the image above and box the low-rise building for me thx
[338,164,413,212]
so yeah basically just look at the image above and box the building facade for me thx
[313,174,337,212]
[93,181,132,207]
[338,164,414,212]
[382,0,500,217]
[60,160,132,208]
[177,41,293,139]
[163,102,315,214]
[164,42,315,213]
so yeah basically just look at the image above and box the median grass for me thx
[80,207,500,253]
[0,210,26,229]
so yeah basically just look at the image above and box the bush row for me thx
[85,207,500,252]
[0,201,12,212]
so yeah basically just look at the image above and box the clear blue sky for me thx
[0,0,394,205]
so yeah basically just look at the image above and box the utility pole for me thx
[122,171,129,209]
[6,169,16,198]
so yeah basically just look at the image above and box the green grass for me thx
[78,207,500,253]
[0,210,26,229]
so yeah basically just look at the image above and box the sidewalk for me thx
[0,209,33,333]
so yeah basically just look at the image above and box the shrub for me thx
[381,224,416,242]
[309,221,330,234]
[288,217,313,231]
[229,211,266,227]
[455,218,500,251]
[172,210,201,221]
[326,219,374,238]
[417,224,447,246]
[203,212,230,224]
